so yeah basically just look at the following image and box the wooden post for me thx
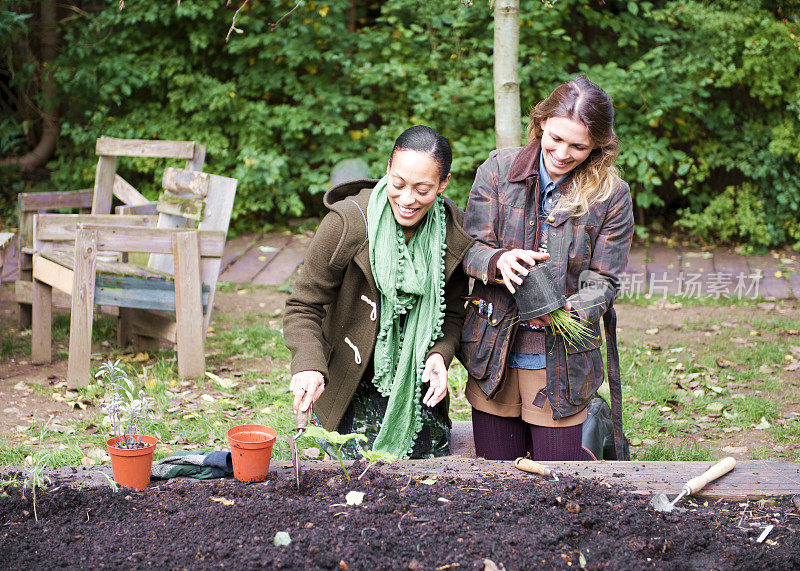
[172,230,204,379]
[91,155,117,214]
[31,279,52,363]
[185,144,206,172]
[67,229,99,388]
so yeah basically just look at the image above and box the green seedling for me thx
[358,449,397,480]
[303,425,367,481]
[96,360,155,449]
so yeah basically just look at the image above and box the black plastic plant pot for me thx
[513,263,566,321]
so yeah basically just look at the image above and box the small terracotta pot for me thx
[106,435,158,490]
[227,424,277,483]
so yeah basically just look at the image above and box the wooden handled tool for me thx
[514,457,559,481]
[289,409,310,489]
[650,456,736,512]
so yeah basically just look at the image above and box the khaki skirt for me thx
[466,367,586,428]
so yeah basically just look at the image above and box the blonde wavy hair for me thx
[527,75,620,218]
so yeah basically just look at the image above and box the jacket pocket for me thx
[564,326,603,407]
[458,302,513,381]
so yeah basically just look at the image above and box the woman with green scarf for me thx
[283,126,473,459]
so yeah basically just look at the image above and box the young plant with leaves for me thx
[303,425,367,481]
[97,360,156,449]
[358,449,398,480]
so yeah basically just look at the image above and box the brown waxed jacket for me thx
[458,141,634,419]
[283,179,474,431]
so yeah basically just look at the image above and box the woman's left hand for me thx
[527,300,572,327]
[422,352,448,407]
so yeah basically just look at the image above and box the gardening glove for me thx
[421,352,448,407]
[496,249,550,294]
[290,370,325,413]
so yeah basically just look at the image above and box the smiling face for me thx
[540,116,596,180]
[386,149,449,240]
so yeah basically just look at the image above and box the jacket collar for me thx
[508,140,541,183]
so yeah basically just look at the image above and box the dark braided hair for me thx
[389,125,452,182]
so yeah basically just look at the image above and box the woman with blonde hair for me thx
[459,76,633,461]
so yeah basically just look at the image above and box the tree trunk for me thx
[493,0,521,150]
[0,0,59,172]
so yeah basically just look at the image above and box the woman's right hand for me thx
[496,249,550,294]
[289,371,325,414]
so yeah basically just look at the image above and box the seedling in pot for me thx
[96,360,155,449]
[303,425,367,481]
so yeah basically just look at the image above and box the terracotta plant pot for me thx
[513,263,566,321]
[106,435,158,490]
[227,424,277,483]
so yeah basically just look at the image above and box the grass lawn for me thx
[0,279,798,468]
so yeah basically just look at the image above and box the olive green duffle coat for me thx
[283,178,474,431]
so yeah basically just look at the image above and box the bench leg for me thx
[173,231,204,379]
[31,279,52,363]
[68,229,98,388]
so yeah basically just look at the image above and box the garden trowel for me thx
[514,457,559,481]
[649,456,736,512]
[289,409,310,489]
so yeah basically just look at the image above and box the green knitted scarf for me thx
[367,176,447,459]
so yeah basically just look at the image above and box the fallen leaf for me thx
[259,246,278,253]
[754,417,771,430]
[80,456,95,466]
[437,497,451,503]
[787,329,799,336]
[13,382,29,391]
[273,531,291,546]
[645,328,659,335]
[301,447,320,459]
[629,437,643,446]
[210,496,234,506]
[420,478,437,485]
[715,358,733,368]
[345,491,364,505]
[200,394,215,402]
[706,402,725,413]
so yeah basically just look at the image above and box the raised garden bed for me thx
[2,462,798,569]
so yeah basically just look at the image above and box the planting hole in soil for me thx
[1,468,797,569]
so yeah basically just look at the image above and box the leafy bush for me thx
[33,0,800,248]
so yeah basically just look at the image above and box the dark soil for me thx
[1,469,798,570]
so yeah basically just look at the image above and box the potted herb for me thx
[98,360,157,489]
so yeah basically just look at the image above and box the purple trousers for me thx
[471,408,596,461]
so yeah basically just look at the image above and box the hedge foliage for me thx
[15,1,800,248]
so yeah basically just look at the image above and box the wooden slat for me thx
[220,235,291,283]
[19,190,93,212]
[92,155,117,214]
[94,274,209,313]
[67,229,98,388]
[15,279,73,309]
[185,144,206,171]
[252,237,309,286]
[218,234,258,276]
[95,137,195,159]
[34,214,155,241]
[33,254,74,295]
[162,167,210,197]
[156,192,205,221]
[115,203,158,216]
[173,231,205,378]
[31,279,52,364]
[83,226,225,257]
[112,174,150,206]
